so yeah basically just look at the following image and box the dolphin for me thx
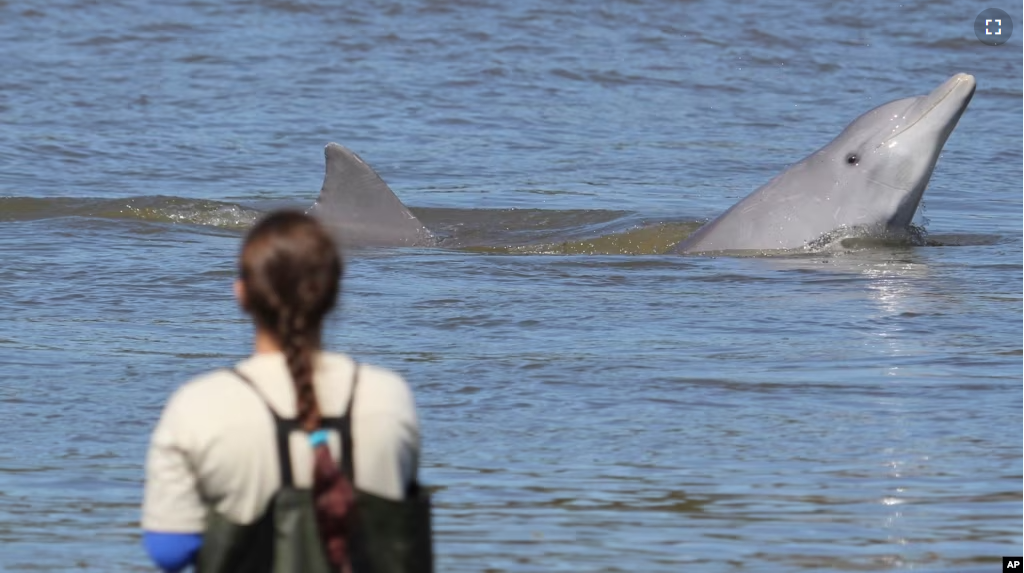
[675,73,976,254]
[308,73,975,253]
[309,143,435,247]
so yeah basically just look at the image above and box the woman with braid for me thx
[142,211,421,572]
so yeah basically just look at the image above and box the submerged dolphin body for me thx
[676,73,976,253]
[310,74,975,253]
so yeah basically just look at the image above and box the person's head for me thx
[236,210,343,431]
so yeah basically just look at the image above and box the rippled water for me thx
[0,0,1021,571]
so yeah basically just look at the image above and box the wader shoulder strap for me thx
[232,368,301,488]
[323,362,359,481]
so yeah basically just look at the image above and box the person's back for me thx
[141,211,422,572]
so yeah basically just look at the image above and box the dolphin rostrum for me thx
[675,73,976,253]
[309,74,975,253]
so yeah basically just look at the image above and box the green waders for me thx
[195,366,433,573]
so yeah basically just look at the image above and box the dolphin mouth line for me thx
[866,177,909,193]
[883,75,971,143]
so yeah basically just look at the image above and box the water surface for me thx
[0,0,1021,571]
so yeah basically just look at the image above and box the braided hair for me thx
[239,210,352,566]
[239,210,341,431]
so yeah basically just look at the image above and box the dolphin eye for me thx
[846,154,858,165]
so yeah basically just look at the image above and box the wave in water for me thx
[0,196,261,228]
[0,196,997,255]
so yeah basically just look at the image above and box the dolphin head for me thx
[816,73,976,230]
[676,74,976,254]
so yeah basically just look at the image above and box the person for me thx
[141,210,420,572]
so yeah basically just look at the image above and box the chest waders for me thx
[195,365,433,573]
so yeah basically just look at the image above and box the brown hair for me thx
[239,210,352,567]
[239,210,342,432]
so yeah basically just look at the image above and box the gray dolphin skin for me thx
[310,74,975,253]
[309,143,434,247]
[675,73,976,254]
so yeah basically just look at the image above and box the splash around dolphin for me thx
[309,73,976,254]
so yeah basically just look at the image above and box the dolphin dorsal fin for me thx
[311,143,432,247]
